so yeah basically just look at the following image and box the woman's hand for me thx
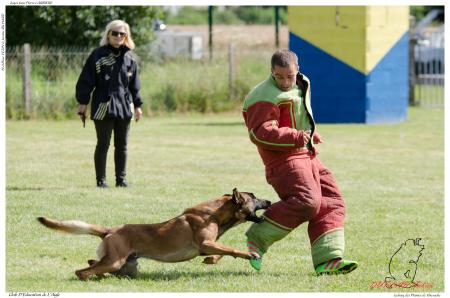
[134,107,143,122]
[78,104,87,115]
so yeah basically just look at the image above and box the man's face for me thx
[271,63,298,91]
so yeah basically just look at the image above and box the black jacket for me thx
[76,45,143,120]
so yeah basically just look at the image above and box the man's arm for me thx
[244,101,309,151]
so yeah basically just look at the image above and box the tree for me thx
[410,6,444,23]
[6,6,164,47]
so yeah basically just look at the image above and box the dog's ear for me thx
[232,188,245,205]
[232,188,239,204]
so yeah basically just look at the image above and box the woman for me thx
[76,19,143,188]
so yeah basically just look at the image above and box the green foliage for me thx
[141,58,245,115]
[410,6,444,23]
[165,7,208,25]
[5,6,164,47]
[5,107,444,291]
[232,6,287,25]
[165,6,287,25]
[215,8,243,25]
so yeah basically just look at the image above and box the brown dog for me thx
[38,188,271,281]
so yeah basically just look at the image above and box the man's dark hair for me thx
[271,49,298,69]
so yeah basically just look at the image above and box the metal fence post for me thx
[228,42,235,99]
[23,43,32,115]
[275,6,280,48]
[408,16,417,106]
[208,6,214,61]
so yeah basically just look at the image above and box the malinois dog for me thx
[38,188,271,281]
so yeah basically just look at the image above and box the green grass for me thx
[6,107,444,292]
[414,84,444,107]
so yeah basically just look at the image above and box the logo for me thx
[369,238,431,289]
[385,238,424,287]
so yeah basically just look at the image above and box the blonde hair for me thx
[100,19,135,50]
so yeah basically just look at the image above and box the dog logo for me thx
[385,238,425,288]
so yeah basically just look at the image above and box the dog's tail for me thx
[37,217,109,238]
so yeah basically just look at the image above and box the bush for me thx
[165,7,208,25]
[165,6,287,25]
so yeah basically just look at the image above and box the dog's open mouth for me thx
[246,199,271,223]
[246,213,265,223]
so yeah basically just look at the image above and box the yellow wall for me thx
[365,6,409,73]
[288,6,409,74]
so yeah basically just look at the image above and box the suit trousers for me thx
[263,153,346,244]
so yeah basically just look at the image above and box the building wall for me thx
[288,6,409,123]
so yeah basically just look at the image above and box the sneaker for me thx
[96,180,109,188]
[315,258,358,276]
[116,180,128,187]
[249,257,262,271]
[247,241,263,271]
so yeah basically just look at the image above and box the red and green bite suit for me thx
[242,73,346,268]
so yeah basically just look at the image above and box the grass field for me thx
[5,107,444,293]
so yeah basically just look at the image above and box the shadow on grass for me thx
[67,269,283,282]
[169,122,244,127]
[7,186,45,191]
[136,269,258,281]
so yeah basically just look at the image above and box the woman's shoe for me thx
[96,180,109,188]
[116,180,128,187]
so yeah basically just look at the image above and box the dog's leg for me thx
[203,255,223,264]
[75,235,130,281]
[87,260,106,279]
[76,254,127,281]
[200,240,259,260]
[111,254,139,278]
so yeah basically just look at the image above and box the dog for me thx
[37,188,271,281]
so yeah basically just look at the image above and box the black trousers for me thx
[94,118,130,182]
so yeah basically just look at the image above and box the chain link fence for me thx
[6,36,276,119]
[6,25,286,119]
[6,46,92,119]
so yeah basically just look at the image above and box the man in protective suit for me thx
[242,49,358,275]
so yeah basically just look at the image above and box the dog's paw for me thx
[203,257,216,264]
[203,255,222,265]
[249,252,261,259]
[88,259,97,266]
[75,270,90,281]
[111,261,139,278]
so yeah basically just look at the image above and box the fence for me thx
[412,25,445,108]
[6,24,444,119]
[5,43,273,119]
[6,45,92,119]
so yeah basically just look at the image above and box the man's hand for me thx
[134,107,143,122]
[312,132,323,144]
[299,130,311,147]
